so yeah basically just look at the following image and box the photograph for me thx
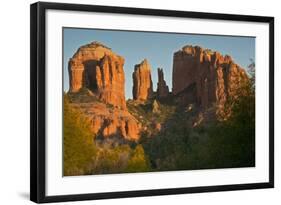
[63,28,256,176]
[29,2,274,202]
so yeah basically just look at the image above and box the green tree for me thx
[126,145,150,172]
[91,144,131,174]
[202,62,255,168]
[63,94,96,176]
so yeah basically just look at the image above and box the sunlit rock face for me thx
[68,41,141,141]
[68,41,126,110]
[172,45,248,117]
[71,101,140,141]
[132,59,153,101]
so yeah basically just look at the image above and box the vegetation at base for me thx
[143,110,255,171]
[125,145,150,172]
[89,143,150,174]
[64,94,150,176]
[63,94,97,176]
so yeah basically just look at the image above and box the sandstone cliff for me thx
[156,68,169,98]
[68,41,126,109]
[172,45,248,117]
[68,41,141,141]
[81,103,139,141]
[68,90,140,141]
[132,59,153,101]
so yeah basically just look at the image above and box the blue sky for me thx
[63,28,255,99]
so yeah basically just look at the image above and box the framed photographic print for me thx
[30,1,274,203]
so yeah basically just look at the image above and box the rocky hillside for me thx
[66,42,249,142]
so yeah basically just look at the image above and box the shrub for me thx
[63,94,96,176]
[125,145,150,172]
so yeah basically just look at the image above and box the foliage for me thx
[64,94,150,175]
[90,144,150,174]
[125,145,150,172]
[63,94,96,176]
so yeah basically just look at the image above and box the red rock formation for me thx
[72,101,140,141]
[172,45,248,117]
[101,108,140,141]
[68,41,141,141]
[132,59,153,101]
[157,68,169,98]
[68,41,126,109]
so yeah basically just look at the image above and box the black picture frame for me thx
[30,1,274,203]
